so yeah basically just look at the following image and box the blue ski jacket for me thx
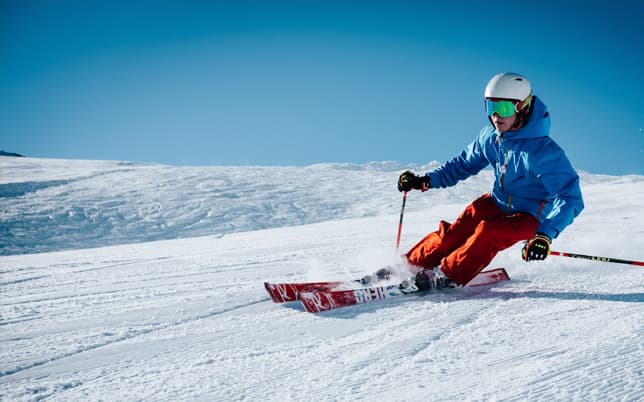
[427,96,584,240]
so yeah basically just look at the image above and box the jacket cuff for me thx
[536,224,557,241]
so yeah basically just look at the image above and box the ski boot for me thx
[398,270,432,294]
[413,270,433,291]
[412,268,456,291]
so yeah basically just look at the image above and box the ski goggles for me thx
[485,99,517,118]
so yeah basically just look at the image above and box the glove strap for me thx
[420,176,430,192]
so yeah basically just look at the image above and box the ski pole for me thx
[550,250,644,266]
[395,191,407,251]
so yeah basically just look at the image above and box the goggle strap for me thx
[517,95,533,112]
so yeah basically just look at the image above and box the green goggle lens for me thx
[485,99,516,118]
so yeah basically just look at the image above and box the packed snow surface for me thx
[1,156,643,401]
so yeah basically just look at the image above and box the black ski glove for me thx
[398,171,430,192]
[522,233,551,261]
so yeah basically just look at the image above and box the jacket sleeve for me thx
[427,130,491,188]
[532,145,584,239]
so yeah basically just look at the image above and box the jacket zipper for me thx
[498,135,512,212]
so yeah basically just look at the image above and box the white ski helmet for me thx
[485,72,532,102]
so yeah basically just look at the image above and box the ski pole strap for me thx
[550,250,644,266]
[395,191,407,251]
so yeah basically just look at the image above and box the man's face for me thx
[491,113,518,133]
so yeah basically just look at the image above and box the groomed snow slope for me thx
[1,157,643,401]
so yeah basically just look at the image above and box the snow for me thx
[1,156,643,401]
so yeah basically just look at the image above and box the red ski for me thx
[264,280,355,303]
[300,268,510,313]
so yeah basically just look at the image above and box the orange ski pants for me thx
[405,193,539,285]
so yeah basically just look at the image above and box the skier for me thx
[397,72,584,290]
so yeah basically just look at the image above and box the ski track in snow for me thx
[0,157,643,401]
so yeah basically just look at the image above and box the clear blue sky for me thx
[1,1,643,174]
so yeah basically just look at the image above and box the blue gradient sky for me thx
[1,1,643,174]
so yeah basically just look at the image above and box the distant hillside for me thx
[0,150,25,157]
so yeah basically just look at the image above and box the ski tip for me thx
[264,282,279,303]
[501,267,510,279]
[264,282,297,303]
[495,267,510,281]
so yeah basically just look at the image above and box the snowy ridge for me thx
[1,157,643,401]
